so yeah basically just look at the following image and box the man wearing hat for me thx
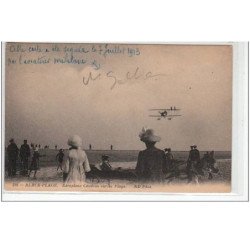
[100,155,112,172]
[188,145,196,161]
[136,128,167,182]
[20,140,31,175]
[6,138,19,176]
[193,145,200,162]
[187,145,201,182]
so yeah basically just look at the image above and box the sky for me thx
[5,43,232,151]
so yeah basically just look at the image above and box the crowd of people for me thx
[135,128,218,183]
[6,128,218,184]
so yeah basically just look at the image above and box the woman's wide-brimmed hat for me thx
[67,135,83,148]
[139,127,161,142]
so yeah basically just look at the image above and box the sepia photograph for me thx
[1,2,250,250]
[3,42,233,194]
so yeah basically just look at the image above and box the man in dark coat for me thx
[20,140,31,175]
[136,128,167,182]
[164,148,174,170]
[164,147,180,178]
[56,149,65,171]
[193,145,200,161]
[7,139,19,176]
[187,145,201,183]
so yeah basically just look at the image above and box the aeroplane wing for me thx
[167,114,182,117]
[149,115,162,117]
[149,109,167,111]
[166,108,181,111]
[149,108,181,111]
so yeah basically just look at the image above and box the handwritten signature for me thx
[82,67,166,90]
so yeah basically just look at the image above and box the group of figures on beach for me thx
[6,128,219,184]
[135,128,219,184]
[6,139,46,178]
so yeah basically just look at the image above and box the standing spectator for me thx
[193,145,200,162]
[164,148,179,178]
[56,149,64,171]
[63,135,91,184]
[28,148,45,179]
[110,145,113,150]
[164,148,174,170]
[187,145,201,183]
[7,138,19,176]
[136,128,167,182]
[20,140,31,175]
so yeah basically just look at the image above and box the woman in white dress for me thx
[63,135,91,184]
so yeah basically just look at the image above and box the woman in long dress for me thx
[63,135,91,184]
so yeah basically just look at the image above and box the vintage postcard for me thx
[2,42,234,196]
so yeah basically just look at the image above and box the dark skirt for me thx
[29,159,39,170]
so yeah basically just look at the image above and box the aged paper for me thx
[3,43,232,193]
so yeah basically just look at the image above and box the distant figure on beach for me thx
[55,145,58,150]
[187,145,201,183]
[100,155,112,172]
[110,145,113,150]
[89,144,92,150]
[136,128,167,182]
[56,149,64,171]
[28,148,45,178]
[63,135,91,184]
[7,138,19,177]
[20,140,31,175]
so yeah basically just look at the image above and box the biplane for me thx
[149,106,182,120]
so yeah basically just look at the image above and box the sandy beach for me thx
[4,154,231,193]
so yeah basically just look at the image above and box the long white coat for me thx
[63,148,90,184]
